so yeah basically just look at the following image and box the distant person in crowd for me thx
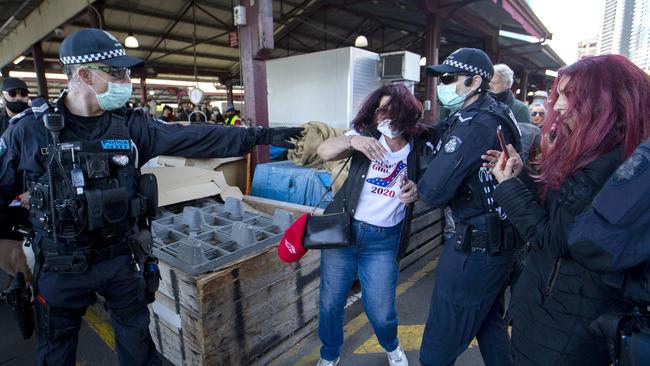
[224,105,242,126]
[201,105,211,122]
[315,83,432,366]
[160,105,174,122]
[529,104,546,127]
[211,106,225,124]
[177,102,192,121]
[482,54,650,366]
[490,64,531,123]
[531,90,548,106]
[0,77,30,134]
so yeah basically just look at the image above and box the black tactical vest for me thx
[29,109,155,250]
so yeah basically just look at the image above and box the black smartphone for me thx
[496,125,510,159]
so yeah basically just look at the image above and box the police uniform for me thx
[568,138,650,365]
[0,28,302,366]
[417,48,522,366]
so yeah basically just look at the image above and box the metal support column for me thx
[226,83,234,106]
[520,68,529,102]
[32,42,48,99]
[424,13,441,124]
[240,0,274,166]
[140,77,147,105]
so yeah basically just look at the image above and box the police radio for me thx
[43,113,64,133]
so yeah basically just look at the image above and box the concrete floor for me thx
[1,246,488,366]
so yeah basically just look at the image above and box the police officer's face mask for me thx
[89,71,133,111]
[437,79,473,113]
[2,96,28,114]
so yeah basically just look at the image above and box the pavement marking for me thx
[353,325,480,354]
[293,257,440,366]
[84,306,115,351]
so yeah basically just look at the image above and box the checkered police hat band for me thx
[443,59,492,79]
[60,49,127,65]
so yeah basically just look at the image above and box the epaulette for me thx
[30,97,53,120]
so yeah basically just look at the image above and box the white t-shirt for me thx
[345,130,411,227]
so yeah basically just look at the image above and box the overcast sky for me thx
[528,0,604,65]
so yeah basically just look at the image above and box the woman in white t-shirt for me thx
[314,84,434,366]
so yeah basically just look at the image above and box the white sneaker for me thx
[387,345,409,366]
[315,357,340,366]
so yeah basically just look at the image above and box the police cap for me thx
[426,48,493,81]
[59,28,144,68]
[1,77,28,92]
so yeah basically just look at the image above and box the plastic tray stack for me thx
[151,198,292,275]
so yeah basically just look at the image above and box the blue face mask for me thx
[437,82,472,113]
[91,71,132,111]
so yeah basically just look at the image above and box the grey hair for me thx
[493,64,514,88]
[529,103,546,112]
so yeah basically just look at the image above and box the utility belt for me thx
[453,219,518,256]
[40,238,131,273]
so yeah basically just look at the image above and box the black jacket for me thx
[493,149,627,366]
[324,128,435,260]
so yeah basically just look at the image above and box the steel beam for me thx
[0,0,89,68]
[240,0,274,166]
[424,13,442,124]
[31,42,48,99]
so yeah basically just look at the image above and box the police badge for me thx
[444,136,463,153]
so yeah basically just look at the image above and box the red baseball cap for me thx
[278,213,309,263]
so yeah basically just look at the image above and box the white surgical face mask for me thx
[89,71,133,111]
[437,81,473,113]
[377,118,402,139]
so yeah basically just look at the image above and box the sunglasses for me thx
[6,89,28,98]
[531,112,545,117]
[375,106,390,115]
[439,73,471,85]
[85,64,131,79]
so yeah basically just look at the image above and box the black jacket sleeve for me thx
[129,112,263,166]
[493,177,572,258]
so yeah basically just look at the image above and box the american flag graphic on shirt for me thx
[366,161,407,188]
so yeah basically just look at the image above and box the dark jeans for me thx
[419,239,514,366]
[35,253,161,366]
[318,219,402,361]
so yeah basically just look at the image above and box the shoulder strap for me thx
[312,155,352,213]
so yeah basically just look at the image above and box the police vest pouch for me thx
[137,173,158,218]
[303,212,351,250]
[85,189,104,231]
[102,187,129,224]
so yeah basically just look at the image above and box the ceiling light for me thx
[125,33,139,48]
[419,57,427,66]
[354,35,368,48]
[12,55,25,64]
[149,90,155,96]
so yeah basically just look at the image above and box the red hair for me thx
[351,83,423,137]
[536,54,650,198]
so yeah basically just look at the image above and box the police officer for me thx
[1,76,30,134]
[417,48,522,366]
[0,77,31,239]
[568,138,650,365]
[0,28,302,366]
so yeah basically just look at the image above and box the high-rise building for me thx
[577,39,598,59]
[598,0,650,71]
[630,0,650,70]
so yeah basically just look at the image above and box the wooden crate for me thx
[149,198,444,366]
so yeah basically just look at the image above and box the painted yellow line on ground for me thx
[83,306,115,351]
[353,325,480,354]
[293,257,440,366]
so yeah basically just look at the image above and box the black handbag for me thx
[302,156,353,250]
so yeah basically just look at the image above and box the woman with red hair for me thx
[483,54,650,365]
